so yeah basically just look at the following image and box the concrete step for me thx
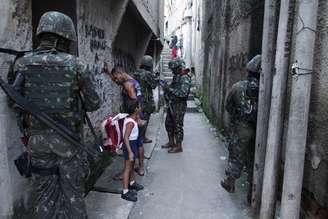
[162,56,172,60]
[164,76,173,81]
[162,59,171,63]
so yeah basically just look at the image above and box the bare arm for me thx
[123,82,137,99]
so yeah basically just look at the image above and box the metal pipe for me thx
[259,0,296,218]
[251,0,278,213]
[280,0,319,218]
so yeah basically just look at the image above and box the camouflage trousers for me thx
[165,101,187,144]
[225,121,256,182]
[26,134,89,219]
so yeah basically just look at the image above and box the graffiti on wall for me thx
[85,24,107,52]
[228,52,248,71]
[112,48,136,73]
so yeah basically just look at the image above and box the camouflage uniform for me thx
[225,78,258,181]
[13,12,101,219]
[224,55,261,184]
[133,56,159,142]
[164,58,192,146]
[133,68,159,119]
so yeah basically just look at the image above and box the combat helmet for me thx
[168,57,185,74]
[246,55,262,73]
[37,11,77,42]
[141,55,153,69]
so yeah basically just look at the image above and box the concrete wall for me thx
[192,0,204,89]
[164,0,204,88]
[201,0,328,216]
[77,0,121,126]
[300,0,328,216]
[0,0,32,217]
[201,0,264,129]
[0,0,163,217]
[164,0,186,36]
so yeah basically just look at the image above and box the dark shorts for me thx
[123,139,142,160]
[137,135,144,147]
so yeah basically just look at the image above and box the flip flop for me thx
[134,167,145,176]
[144,138,153,144]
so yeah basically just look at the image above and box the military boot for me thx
[220,176,236,193]
[162,136,175,149]
[168,143,183,153]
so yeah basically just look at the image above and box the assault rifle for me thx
[0,48,31,57]
[0,48,110,191]
[0,77,103,157]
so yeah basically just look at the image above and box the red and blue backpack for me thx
[100,113,128,154]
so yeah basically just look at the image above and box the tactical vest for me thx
[133,69,155,114]
[172,74,191,101]
[19,51,82,134]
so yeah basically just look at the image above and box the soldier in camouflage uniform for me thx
[12,12,101,218]
[161,57,192,153]
[221,55,261,198]
[133,55,159,143]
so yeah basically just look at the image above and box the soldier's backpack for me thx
[100,113,128,153]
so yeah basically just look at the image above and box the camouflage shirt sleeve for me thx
[76,59,101,112]
[144,71,159,89]
[134,70,159,89]
[169,75,192,98]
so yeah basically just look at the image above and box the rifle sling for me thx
[0,77,100,157]
[0,48,31,57]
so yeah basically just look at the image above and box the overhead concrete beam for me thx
[109,0,130,42]
[132,0,159,36]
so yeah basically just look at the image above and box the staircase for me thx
[160,45,199,113]
[161,45,173,83]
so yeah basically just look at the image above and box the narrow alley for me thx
[129,111,251,219]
